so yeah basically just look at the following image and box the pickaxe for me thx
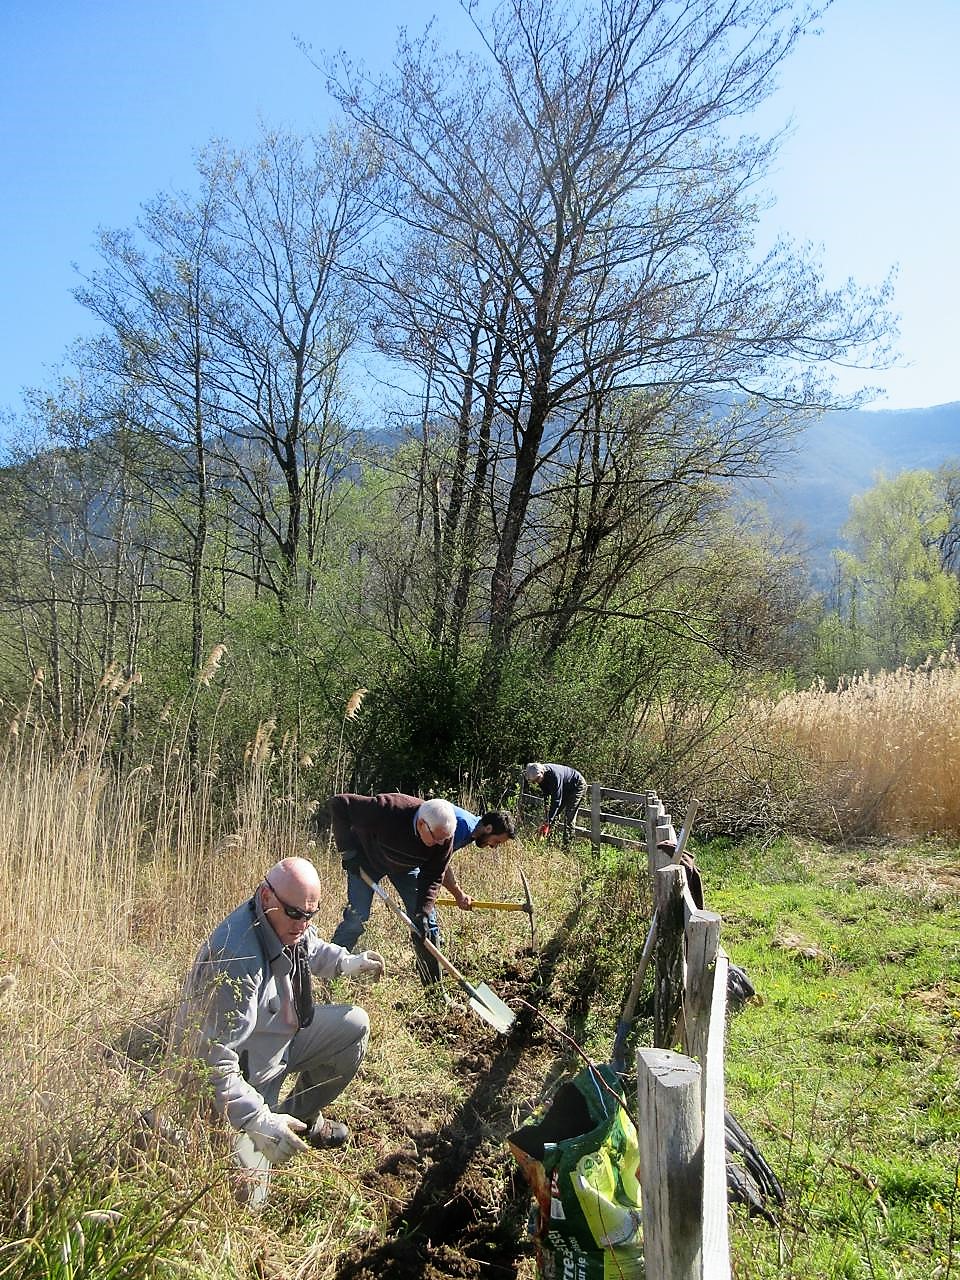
[437,867,537,950]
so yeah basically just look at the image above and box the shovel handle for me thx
[360,871,515,1033]
[359,870,470,986]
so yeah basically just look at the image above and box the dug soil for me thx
[334,932,617,1280]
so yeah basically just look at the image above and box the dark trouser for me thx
[411,918,445,984]
[560,782,588,846]
[331,867,442,985]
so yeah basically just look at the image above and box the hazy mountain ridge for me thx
[748,401,960,566]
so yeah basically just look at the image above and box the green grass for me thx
[692,835,960,1280]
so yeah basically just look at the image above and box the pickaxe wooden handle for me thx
[436,898,531,912]
[437,867,536,949]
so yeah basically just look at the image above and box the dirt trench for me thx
[334,911,612,1280]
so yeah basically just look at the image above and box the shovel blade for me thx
[467,982,516,1034]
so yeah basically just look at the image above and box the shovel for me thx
[359,870,516,1034]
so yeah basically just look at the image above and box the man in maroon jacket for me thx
[328,792,456,984]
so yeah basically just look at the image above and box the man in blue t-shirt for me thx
[443,806,517,908]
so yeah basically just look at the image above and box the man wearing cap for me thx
[175,855,384,1207]
[328,792,460,983]
[523,762,587,846]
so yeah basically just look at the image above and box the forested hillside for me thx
[750,400,960,567]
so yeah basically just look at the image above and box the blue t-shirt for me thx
[452,805,480,851]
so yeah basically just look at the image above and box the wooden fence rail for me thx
[521,782,731,1278]
[521,779,680,854]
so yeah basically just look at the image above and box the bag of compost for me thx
[508,1062,644,1280]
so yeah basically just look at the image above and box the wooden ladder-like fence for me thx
[523,781,732,1280]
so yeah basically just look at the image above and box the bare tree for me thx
[936,461,960,577]
[0,376,150,752]
[328,0,894,677]
[200,129,379,601]
[76,177,226,688]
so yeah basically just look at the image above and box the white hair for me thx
[416,797,456,838]
[524,762,545,782]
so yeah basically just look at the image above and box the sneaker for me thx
[306,1117,350,1150]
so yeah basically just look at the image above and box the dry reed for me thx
[763,649,960,838]
[0,676,316,1265]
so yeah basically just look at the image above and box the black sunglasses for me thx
[264,878,320,922]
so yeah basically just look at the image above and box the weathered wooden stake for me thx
[683,909,722,1066]
[591,780,602,853]
[636,1048,704,1280]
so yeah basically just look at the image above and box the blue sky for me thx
[1,0,958,424]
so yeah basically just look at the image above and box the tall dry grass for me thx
[762,649,960,839]
[621,652,960,841]
[0,666,323,1273]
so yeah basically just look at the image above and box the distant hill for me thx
[745,401,960,571]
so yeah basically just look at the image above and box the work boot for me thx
[306,1116,350,1150]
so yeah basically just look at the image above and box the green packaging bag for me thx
[508,1063,645,1280]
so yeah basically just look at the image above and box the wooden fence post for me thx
[590,781,602,854]
[636,1048,704,1280]
[645,793,661,879]
[653,864,685,1048]
[684,909,722,1066]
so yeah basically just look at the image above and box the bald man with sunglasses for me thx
[176,855,384,1207]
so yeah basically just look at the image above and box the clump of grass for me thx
[640,649,960,841]
[331,686,368,796]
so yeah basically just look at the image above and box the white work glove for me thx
[338,950,386,982]
[244,1109,309,1164]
